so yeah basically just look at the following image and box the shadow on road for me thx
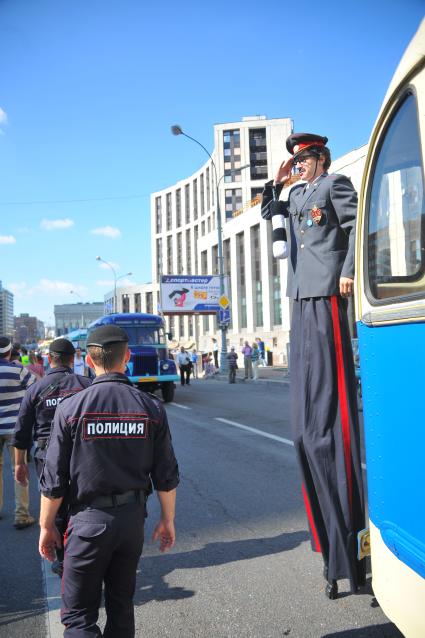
[136,530,309,604]
[321,621,404,637]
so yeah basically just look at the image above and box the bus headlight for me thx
[162,363,169,370]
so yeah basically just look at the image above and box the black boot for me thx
[323,565,338,600]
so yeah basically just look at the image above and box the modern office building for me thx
[54,302,104,336]
[14,313,44,344]
[108,116,367,364]
[0,281,14,339]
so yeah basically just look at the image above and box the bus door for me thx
[355,42,425,637]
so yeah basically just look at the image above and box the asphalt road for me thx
[0,376,403,637]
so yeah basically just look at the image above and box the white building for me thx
[0,281,14,339]
[109,116,367,364]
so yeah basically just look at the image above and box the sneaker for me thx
[14,515,36,530]
[51,560,64,577]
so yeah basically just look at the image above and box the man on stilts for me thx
[261,132,366,598]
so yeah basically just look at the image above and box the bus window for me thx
[367,92,425,302]
[123,326,162,346]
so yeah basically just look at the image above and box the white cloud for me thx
[91,226,121,239]
[0,235,16,244]
[96,278,133,288]
[96,279,114,287]
[8,282,27,298]
[98,261,120,271]
[0,108,7,125]
[40,218,74,231]
[8,279,87,299]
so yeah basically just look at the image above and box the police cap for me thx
[87,325,129,348]
[0,337,12,355]
[49,338,76,355]
[286,133,328,159]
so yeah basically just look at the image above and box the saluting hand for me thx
[39,525,62,562]
[340,277,354,298]
[274,157,293,185]
[152,519,175,552]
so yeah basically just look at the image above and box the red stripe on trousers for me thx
[301,484,322,553]
[330,295,353,516]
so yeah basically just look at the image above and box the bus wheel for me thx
[162,383,175,403]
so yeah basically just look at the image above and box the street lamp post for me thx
[171,124,250,373]
[96,256,132,313]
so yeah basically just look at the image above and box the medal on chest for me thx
[311,205,322,224]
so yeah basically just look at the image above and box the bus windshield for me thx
[122,325,163,346]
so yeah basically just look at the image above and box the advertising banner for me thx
[160,275,229,314]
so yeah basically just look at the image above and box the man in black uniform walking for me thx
[13,338,91,575]
[39,325,179,637]
[261,133,365,598]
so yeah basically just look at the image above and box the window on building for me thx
[176,189,181,228]
[179,315,185,338]
[212,245,218,275]
[251,187,263,202]
[156,238,163,280]
[223,129,241,182]
[186,229,192,274]
[249,128,268,181]
[201,220,205,236]
[206,167,211,210]
[212,210,216,230]
[146,292,153,314]
[251,224,263,327]
[185,184,190,224]
[201,250,208,275]
[122,294,130,313]
[155,197,162,233]
[207,217,211,234]
[225,188,243,220]
[193,179,198,220]
[236,232,247,328]
[194,225,199,273]
[188,315,193,337]
[200,174,205,216]
[134,293,141,313]
[166,192,172,230]
[167,236,173,274]
[177,232,183,274]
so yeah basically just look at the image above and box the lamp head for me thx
[171,125,183,136]
[96,256,101,261]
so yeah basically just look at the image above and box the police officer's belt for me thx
[36,438,49,450]
[88,490,144,508]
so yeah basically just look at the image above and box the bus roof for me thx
[88,313,165,330]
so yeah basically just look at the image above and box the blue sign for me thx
[218,308,231,325]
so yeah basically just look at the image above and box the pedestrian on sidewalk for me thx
[0,337,35,530]
[241,341,253,380]
[226,347,238,384]
[261,131,365,599]
[212,338,219,369]
[256,337,267,366]
[251,342,260,380]
[190,349,199,379]
[176,346,191,386]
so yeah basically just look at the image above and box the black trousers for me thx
[62,502,145,637]
[179,364,191,385]
[290,296,365,591]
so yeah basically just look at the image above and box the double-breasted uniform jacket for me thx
[261,172,357,299]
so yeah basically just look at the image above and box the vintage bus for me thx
[356,19,425,638]
[87,313,179,402]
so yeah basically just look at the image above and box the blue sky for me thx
[0,0,423,324]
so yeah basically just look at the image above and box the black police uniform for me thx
[261,133,365,596]
[40,328,179,638]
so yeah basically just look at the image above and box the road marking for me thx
[170,402,192,410]
[215,418,294,446]
[215,417,367,470]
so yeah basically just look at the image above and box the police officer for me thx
[262,133,365,598]
[13,337,91,574]
[39,325,179,637]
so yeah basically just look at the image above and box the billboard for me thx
[160,275,229,314]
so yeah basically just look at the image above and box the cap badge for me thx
[293,144,299,153]
[311,205,322,224]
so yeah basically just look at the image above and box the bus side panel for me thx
[357,320,425,580]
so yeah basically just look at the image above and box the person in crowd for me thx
[20,347,29,367]
[176,346,191,386]
[38,325,179,637]
[73,347,86,376]
[256,337,267,367]
[28,352,44,378]
[203,353,216,378]
[241,341,253,380]
[212,337,219,369]
[251,342,260,381]
[10,348,22,364]
[190,349,199,379]
[0,337,35,529]
[226,347,238,384]
[13,338,91,576]
[261,131,365,599]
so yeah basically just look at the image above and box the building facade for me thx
[109,116,367,364]
[54,302,104,336]
[0,281,14,339]
[14,313,44,345]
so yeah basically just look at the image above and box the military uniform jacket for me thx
[13,366,91,449]
[261,173,357,299]
[40,372,179,505]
